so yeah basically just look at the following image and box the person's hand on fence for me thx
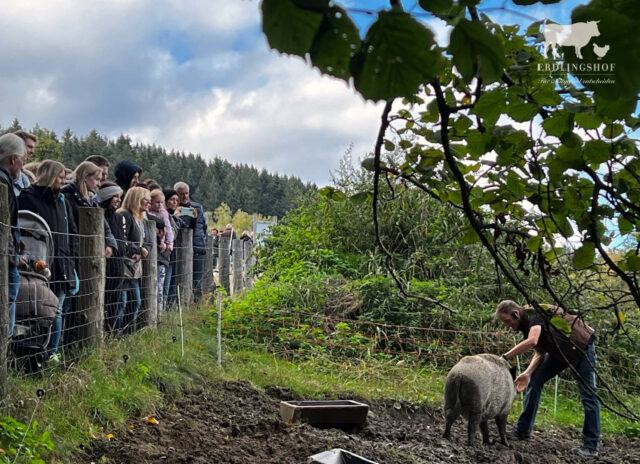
[514,373,530,393]
[131,253,141,261]
[105,246,113,258]
[166,243,173,252]
[159,242,166,252]
[141,248,149,258]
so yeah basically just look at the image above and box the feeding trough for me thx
[308,448,379,464]
[280,400,369,427]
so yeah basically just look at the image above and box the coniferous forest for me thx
[1,119,317,217]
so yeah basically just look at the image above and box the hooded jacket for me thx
[113,160,142,197]
[18,185,78,294]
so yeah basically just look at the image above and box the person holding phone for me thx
[173,181,207,302]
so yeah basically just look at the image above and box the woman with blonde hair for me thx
[19,160,78,363]
[116,186,152,334]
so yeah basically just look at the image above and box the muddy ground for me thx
[84,380,639,464]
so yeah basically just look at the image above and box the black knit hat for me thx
[163,188,178,200]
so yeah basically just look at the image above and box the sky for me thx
[1,0,587,186]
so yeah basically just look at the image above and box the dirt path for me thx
[84,380,640,464]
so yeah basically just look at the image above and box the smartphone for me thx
[178,206,196,218]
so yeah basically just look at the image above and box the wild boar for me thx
[442,353,516,446]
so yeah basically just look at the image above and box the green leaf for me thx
[571,2,640,105]
[471,90,506,126]
[384,139,395,151]
[448,19,506,83]
[310,6,361,79]
[550,316,571,337]
[560,132,581,149]
[575,113,602,130]
[348,192,370,204]
[572,241,595,269]
[466,131,496,158]
[506,171,525,197]
[625,253,640,272]
[527,235,543,252]
[542,111,572,137]
[418,0,453,14]
[318,186,346,201]
[533,88,562,107]
[361,157,377,171]
[461,227,480,244]
[618,216,634,235]
[583,140,610,164]
[351,10,442,101]
[506,101,538,122]
[604,123,624,139]
[262,0,324,57]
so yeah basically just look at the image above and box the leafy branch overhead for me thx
[263,0,640,419]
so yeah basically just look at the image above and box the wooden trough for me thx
[279,400,369,427]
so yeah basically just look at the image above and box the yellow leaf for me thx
[616,312,626,324]
[143,416,159,425]
[106,434,114,441]
[0,448,6,455]
[225,435,230,440]
[129,425,135,430]
[197,344,204,350]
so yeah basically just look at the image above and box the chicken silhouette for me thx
[593,43,609,59]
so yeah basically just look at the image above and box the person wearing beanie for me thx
[113,160,142,199]
[0,133,26,338]
[98,181,128,334]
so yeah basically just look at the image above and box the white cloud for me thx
[1,0,385,185]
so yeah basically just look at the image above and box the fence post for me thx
[140,219,158,328]
[202,236,214,296]
[232,239,243,295]
[242,241,253,290]
[175,229,193,305]
[77,207,105,349]
[219,236,231,295]
[0,184,9,397]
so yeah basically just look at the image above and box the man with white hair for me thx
[0,133,26,338]
[13,130,37,196]
[173,181,208,301]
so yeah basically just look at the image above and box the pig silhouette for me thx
[443,353,516,446]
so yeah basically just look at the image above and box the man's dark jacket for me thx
[0,166,19,266]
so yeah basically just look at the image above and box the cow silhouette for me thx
[543,21,600,59]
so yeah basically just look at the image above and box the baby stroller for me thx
[12,210,58,373]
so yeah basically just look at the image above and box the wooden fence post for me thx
[242,241,253,290]
[202,236,214,296]
[232,239,243,295]
[0,184,9,397]
[140,219,158,328]
[219,236,231,295]
[77,207,105,349]
[175,228,193,305]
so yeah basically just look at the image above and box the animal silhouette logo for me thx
[543,21,604,59]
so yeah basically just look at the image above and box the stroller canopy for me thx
[18,210,54,276]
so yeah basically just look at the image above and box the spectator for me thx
[116,187,151,334]
[19,160,79,364]
[148,189,174,314]
[221,223,236,239]
[163,189,185,309]
[240,230,253,246]
[61,161,116,258]
[13,130,37,196]
[97,182,126,334]
[0,133,26,338]
[210,228,219,268]
[84,155,110,194]
[113,160,142,199]
[173,181,207,302]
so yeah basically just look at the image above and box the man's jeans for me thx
[8,265,20,338]
[516,344,600,451]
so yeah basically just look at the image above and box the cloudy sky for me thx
[1,0,584,185]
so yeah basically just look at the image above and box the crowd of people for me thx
[0,131,209,364]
